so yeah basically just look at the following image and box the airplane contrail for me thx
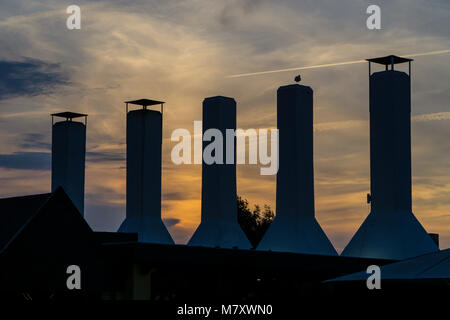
[226,49,450,78]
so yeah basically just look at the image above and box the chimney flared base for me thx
[118,217,174,244]
[341,210,439,260]
[188,220,252,249]
[257,216,338,256]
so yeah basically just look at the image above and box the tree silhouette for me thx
[237,196,274,248]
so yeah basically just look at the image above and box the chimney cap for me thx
[51,111,87,119]
[366,55,413,65]
[125,99,165,107]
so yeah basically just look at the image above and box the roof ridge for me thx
[0,192,53,254]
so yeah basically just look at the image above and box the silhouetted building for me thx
[257,84,337,255]
[0,188,102,298]
[341,55,439,260]
[326,247,450,297]
[331,248,450,283]
[0,188,397,300]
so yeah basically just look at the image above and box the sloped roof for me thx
[0,192,52,253]
[51,112,87,119]
[125,99,164,106]
[366,55,413,65]
[0,187,90,254]
[327,248,450,282]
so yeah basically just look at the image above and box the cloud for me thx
[86,151,125,163]
[413,112,450,122]
[315,120,366,132]
[163,218,181,227]
[85,203,124,232]
[163,191,186,201]
[18,133,51,150]
[218,0,267,28]
[0,58,69,101]
[311,111,450,134]
[0,152,50,170]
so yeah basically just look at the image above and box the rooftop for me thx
[0,192,52,252]
[366,55,413,65]
[51,112,87,119]
[125,99,165,107]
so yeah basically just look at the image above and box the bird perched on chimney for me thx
[294,74,301,82]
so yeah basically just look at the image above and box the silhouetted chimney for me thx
[188,96,251,249]
[118,99,174,244]
[342,55,439,259]
[257,84,337,255]
[51,112,87,215]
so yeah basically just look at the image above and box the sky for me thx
[0,0,449,252]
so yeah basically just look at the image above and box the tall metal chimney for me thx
[341,55,439,259]
[188,96,251,249]
[118,99,174,244]
[51,112,87,216]
[257,84,337,255]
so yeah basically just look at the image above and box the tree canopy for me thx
[237,196,274,248]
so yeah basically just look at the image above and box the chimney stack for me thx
[188,96,251,249]
[257,84,337,255]
[51,112,87,215]
[118,99,174,244]
[342,55,438,259]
